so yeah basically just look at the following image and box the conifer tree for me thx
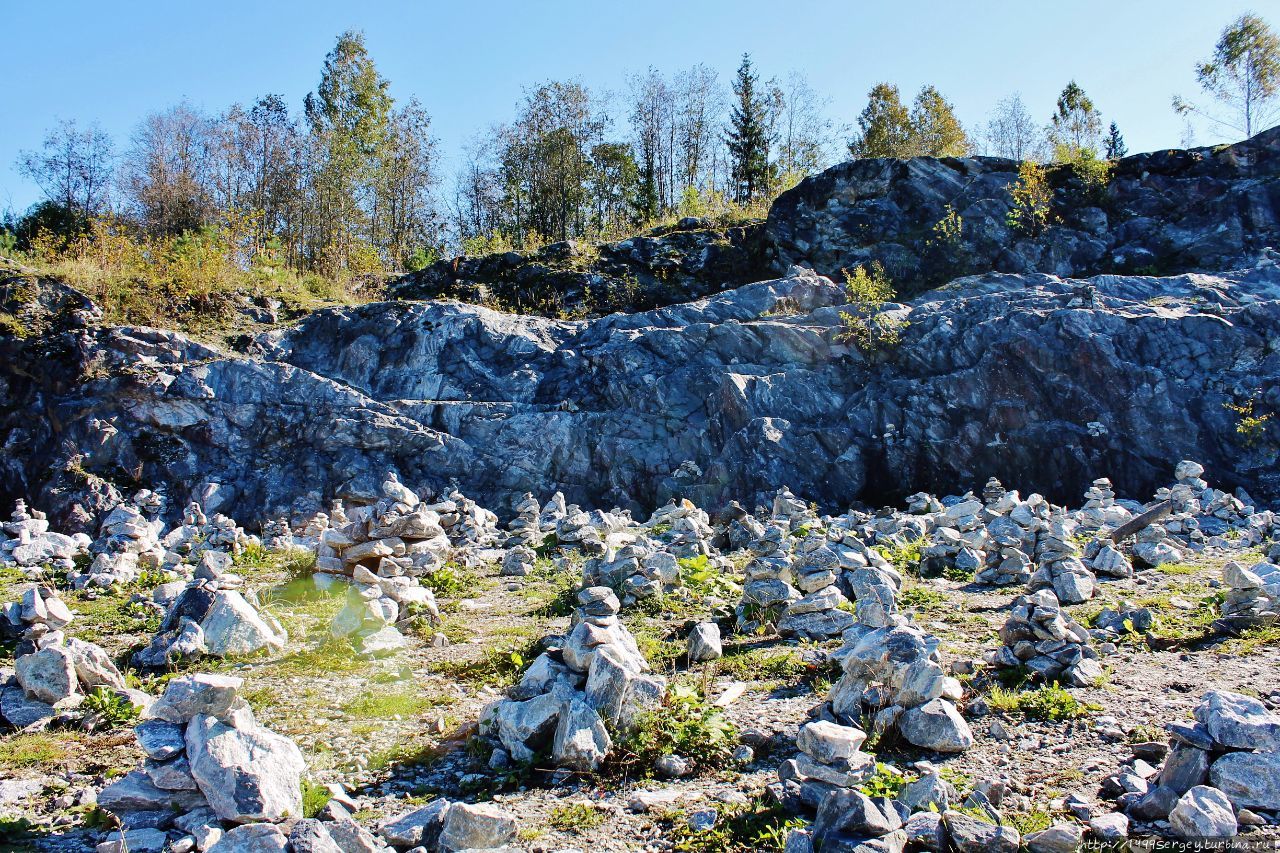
[726,54,772,204]
[1104,122,1127,159]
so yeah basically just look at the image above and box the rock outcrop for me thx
[764,126,1280,295]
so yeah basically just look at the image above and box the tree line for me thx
[6,13,1278,279]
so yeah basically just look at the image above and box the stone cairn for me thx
[1027,517,1097,604]
[0,499,89,576]
[134,551,288,668]
[777,534,855,640]
[77,501,168,588]
[505,493,543,549]
[584,540,677,605]
[990,589,1102,686]
[776,719,879,811]
[480,586,664,773]
[260,516,294,551]
[974,480,1035,586]
[827,620,973,753]
[1218,559,1280,629]
[3,584,132,727]
[736,523,797,633]
[1096,690,1280,839]
[94,673,351,853]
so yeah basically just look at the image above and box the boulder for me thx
[1168,786,1237,838]
[185,714,305,823]
[438,801,517,852]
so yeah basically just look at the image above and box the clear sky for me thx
[2,0,1270,215]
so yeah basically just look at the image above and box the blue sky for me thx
[2,0,1268,214]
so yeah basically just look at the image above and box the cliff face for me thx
[764,128,1280,294]
[4,131,1280,530]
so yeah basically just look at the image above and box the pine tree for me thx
[849,83,913,158]
[725,54,772,205]
[1104,122,1128,159]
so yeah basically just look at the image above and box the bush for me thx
[1005,161,1053,236]
[615,683,737,774]
[986,684,1096,721]
[837,262,907,353]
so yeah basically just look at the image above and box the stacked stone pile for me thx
[94,673,348,852]
[990,589,1102,686]
[736,524,798,633]
[775,719,879,811]
[1,500,91,576]
[314,475,452,578]
[259,517,293,551]
[1078,477,1131,531]
[582,540,678,605]
[1098,690,1280,838]
[3,593,133,727]
[1028,518,1097,604]
[505,493,543,549]
[827,621,973,752]
[777,534,855,639]
[328,561,439,656]
[75,501,169,588]
[555,507,606,555]
[1218,560,1280,629]
[133,553,288,667]
[500,544,536,577]
[480,586,665,772]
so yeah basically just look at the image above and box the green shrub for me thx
[548,802,605,834]
[616,683,737,774]
[987,684,1096,721]
[82,687,142,727]
[837,262,907,353]
[1006,161,1052,236]
[301,779,332,818]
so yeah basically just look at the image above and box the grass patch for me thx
[268,638,368,676]
[663,796,806,852]
[1008,809,1056,835]
[548,802,606,834]
[1155,562,1201,576]
[713,646,808,681]
[301,779,332,818]
[857,763,910,799]
[1221,624,1280,655]
[432,634,543,687]
[874,537,925,576]
[342,689,454,719]
[986,684,1097,721]
[67,591,162,642]
[899,585,949,612]
[0,732,70,768]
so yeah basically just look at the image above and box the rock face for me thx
[763,127,1280,295]
[388,221,762,316]
[7,132,1280,529]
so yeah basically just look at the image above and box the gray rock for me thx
[288,819,345,853]
[135,720,187,760]
[1156,742,1209,795]
[97,770,207,813]
[200,590,285,657]
[1024,823,1083,853]
[551,697,611,771]
[438,801,517,852]
[1169,785,1237,839]
[1210,750,1280,811]
[897,699,973,752]
[796,720,868,763]
[206,822,288,852]
[96,828,168,853]
[897,773,953,813]
[903,811,945,852]
[185,714,305,822]
[1,685,55,727]
[380,799,451,848]
[1194,689,1280,751]
[147,674,243,724]
[1088,812,1128,840]
[814,788,900,841]
[15,645,78,704]
[687,622,722,662]
[942,811,1019,853]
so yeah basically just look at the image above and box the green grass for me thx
[342,689,455,719]
[1007,809,1056,835]
[874,537,925,576]
[67,591,162,642]
[857,763,910,799]
[899,585,949,612]
[431,633,543,687]
[548,803,606,834]
[613,683,737,776]
[986,684,1097,721]
[267,638,368,676]
[713,646,809,681]
[301,779,332,818]
[1221,624,1280,655]
[663,797,806,852]
[0,733,70,768]
[1155,562,1201,576]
